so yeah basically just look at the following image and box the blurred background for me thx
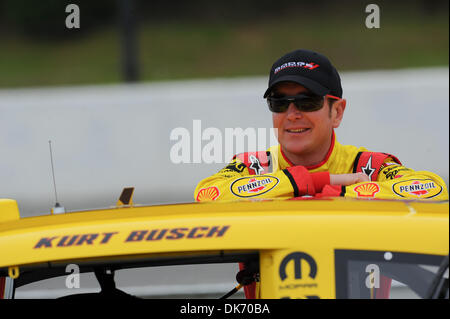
[0,0,448,87]
[1,0,448,298]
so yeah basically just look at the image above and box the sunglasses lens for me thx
[267,98,289,113]
[267,95,324,113]
[294,96,324,112]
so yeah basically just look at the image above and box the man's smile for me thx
[286,128,311,134]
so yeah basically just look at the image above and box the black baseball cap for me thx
[263,49,343,98]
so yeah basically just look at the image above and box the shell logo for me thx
[196,187,220,202]
[354,182,380,198]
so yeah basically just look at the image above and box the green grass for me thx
[0,9,448,88]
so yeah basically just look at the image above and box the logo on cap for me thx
[274,61,320,74]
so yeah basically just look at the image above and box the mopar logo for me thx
[279,252,317,281]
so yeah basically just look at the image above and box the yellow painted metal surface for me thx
[0,199,20,224]
[0,198,448,298]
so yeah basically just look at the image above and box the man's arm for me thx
[342,159,448,200]
[194,157,331,201]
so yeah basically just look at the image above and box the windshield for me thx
[335,250,448,299]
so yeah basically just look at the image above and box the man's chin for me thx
[282,143,311,159]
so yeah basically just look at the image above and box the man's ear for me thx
[331,98,346,128]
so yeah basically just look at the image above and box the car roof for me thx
[1,198,448,270]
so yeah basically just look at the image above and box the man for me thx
[195,49,448,202]
[194,49,448,298]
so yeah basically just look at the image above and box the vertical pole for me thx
[118,0,139,82]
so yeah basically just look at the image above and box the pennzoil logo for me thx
[392,179,442,199]
[196,186,220,201]
[230,175,279,198]
[354,182,380,198]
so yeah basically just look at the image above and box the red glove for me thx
[284,166,330,196]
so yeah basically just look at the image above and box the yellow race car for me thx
[0,189,448,299]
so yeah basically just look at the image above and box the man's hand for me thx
[330,173,370,186]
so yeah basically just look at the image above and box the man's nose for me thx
[286,102,303,120]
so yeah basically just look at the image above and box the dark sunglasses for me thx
[267,94,340,113]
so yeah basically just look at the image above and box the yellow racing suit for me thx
[194,131,448,202]
[194,131,448,299]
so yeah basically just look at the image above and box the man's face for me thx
[271,82,344,164]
